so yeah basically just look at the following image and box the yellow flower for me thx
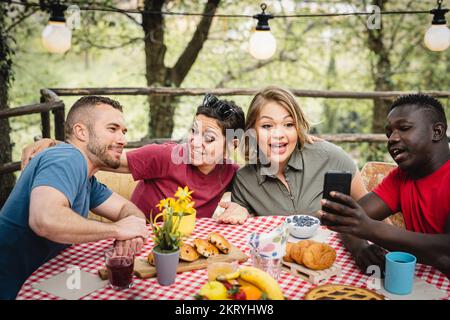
[184,201,196,215]
[175,186,193,201]
[156,198,175,211]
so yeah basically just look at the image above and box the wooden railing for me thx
[0,89,65,174]
[1,86,449,175]
[49,87,450,99]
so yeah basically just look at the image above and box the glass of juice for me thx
[207,258,238,281]
[105,247,135,290]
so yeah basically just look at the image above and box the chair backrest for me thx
[88,171,138,222]
[95,171,138,200]
[360,161,405,229]
[360,161,397,192]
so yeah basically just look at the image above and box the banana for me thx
[239,266,284,300]
[216,270,240,281]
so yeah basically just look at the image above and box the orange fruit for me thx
[240,285,262,300]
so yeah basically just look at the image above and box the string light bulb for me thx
[41,3,72,54]
[249,3,277,60]
[424,0,450,51]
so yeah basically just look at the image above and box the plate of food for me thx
[282,239,341,284]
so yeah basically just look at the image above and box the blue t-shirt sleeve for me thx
[31,149,86,207]
[89,177,113,209]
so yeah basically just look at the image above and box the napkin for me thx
[378,277,448,300]
[33,266,108,300]
[248,223,289,259]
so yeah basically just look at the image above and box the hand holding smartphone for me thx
[321,171,352,226]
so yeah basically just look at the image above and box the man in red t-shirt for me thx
[320,94,450,279]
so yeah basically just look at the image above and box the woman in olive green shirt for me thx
[229,86,367,217]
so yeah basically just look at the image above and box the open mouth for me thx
[269,142,288,154]
[390,147,407,162]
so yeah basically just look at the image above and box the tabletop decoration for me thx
[150,186,196,286]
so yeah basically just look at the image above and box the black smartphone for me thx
[321,171,352,225]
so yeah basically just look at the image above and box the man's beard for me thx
[87,134,121,169]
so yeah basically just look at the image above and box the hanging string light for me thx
[5,0,450,55]
[424,0,450,51]
[248,3,277,60]
[41,2,72,54]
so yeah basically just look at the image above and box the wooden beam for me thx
[0,101,65,119]
[53,108,65,141]
[0,162,20,175]
[48,87,450,99]
[315,134,388,143]
[40,112,51,138]
[123,134,389,148]
[40,88,61,102]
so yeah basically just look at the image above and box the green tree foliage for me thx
[4,0,450,170]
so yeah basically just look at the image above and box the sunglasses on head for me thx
[203,93,237,120]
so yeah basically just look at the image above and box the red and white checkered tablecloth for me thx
[16,216,450,300]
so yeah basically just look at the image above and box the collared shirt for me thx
[231,141,357,216]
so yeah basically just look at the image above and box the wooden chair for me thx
[88,171,139,222]
[360,161,405,229]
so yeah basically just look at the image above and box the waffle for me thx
[304,284,384,300]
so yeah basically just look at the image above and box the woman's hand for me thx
[21,138,57,169]
[216,202,249,225]
[305,135,324,144]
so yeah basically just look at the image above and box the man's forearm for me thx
[367,220,450,275]
[117,202,146,222]
[340,233,369,255]
[34,207,118,244]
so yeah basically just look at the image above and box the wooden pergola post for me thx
[40,89,65,141]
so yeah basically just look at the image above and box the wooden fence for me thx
[1,87,449,175]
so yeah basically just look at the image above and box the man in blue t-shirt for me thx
[0,96,149,299]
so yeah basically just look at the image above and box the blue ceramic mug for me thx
[384,251,416,295]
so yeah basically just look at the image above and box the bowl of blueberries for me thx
[285,215,321,239]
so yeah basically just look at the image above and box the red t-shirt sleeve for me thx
[372,168,402,213]
[126,143,178,181]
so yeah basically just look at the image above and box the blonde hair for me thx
[245,86,310,150]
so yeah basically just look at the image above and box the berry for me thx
[233,290,247,300]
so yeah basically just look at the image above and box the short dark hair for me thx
[65,96,124,138]
[390,93,447,130]
[196,99,246,137]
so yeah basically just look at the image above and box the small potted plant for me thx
[150,186,196,286]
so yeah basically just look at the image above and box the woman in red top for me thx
[123,94,246,220]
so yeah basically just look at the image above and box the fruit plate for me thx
[282,260,341,285]
[196,266,285,300]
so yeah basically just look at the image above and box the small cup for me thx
[250,249,282,280]
[384,251,416,295]
[207,257,238,281]
[105,247,135,290]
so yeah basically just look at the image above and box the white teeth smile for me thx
[270,143,287,147]
[390,148,407,161]
[391,148,404,156]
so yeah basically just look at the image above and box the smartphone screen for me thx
[321,171,352,225]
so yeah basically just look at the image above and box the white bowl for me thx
[285,215,320,239]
